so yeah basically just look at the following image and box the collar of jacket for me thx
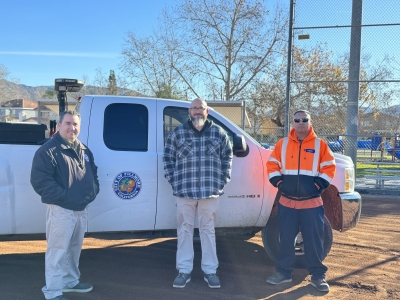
[288,126,317,143]
[184,119,212,133]
[53,132,87,150]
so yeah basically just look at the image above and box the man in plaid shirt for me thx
[163,98,233,289]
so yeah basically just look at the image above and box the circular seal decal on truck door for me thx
[113,171,142,199]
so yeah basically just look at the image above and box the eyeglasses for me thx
[293,118,309,123]
[190,107,206,111]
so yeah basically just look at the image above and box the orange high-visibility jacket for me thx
[267,127,336,201]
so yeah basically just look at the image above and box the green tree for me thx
[107,70,118,95]
[41,90,57,98]
[155,83,184,100]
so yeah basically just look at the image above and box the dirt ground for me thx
[0,194,399,300]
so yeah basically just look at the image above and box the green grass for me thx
[357,154,393,160]
[356,162,400,178]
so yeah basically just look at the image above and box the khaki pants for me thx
[42,205,87,299]
[176,197,219,274]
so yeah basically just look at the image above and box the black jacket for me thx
[30,132,99,211]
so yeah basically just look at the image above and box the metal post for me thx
[345,0,363,167]
[57,91,67,114]
[37,101,41,125]
[285,0,295,137]
[57,91,67,115]
[241,100,246,130]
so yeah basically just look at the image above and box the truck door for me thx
[85,97,157,232]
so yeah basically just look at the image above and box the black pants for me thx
[276,203,327,280]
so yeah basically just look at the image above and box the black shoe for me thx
[310,278,330,292]
[204,273,221,288]
[266,272,292,285]
[173,273,191,288]
[62,282,93,293]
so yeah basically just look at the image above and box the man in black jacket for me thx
[31,110,99,300]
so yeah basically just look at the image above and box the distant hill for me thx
[78,85,144,98]
[0,79,143,103]
[361,104,400,116]
[0,79,52,101]
[382,104,400,115]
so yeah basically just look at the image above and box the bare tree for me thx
[0,64,23,105]
[121,26,188,98]
[121,0,288,100]
[0,64,9,79]
[92,68,109,94]
[249,44,395,135]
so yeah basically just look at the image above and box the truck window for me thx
[104,103,148,151]
[163,106,234,145]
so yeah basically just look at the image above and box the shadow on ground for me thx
[0,235,314,300]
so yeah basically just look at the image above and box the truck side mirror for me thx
[233,134,248,157]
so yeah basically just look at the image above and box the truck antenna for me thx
[54,79,84,115]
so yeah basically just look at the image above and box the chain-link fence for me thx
[236,0,400,191]
[294,0,400,191]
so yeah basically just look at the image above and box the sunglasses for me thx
[293,118,309,123]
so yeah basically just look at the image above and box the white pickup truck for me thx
[0,96,361,264]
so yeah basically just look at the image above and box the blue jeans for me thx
[276,203,327,280]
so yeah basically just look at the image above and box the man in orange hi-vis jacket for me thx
[266,110,336,293]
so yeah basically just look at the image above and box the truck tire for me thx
[261,207,333,268]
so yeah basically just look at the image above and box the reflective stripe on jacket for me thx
[267,127,336,201]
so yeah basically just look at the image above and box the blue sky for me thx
[0,0,171,87]
[1,0,399,89]
[293,0,400,66]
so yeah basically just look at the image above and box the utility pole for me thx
[345,0,363,167]
[284,0,295,137]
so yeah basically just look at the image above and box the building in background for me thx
[0,99,37,122]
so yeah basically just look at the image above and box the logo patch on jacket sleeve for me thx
[305,149,315,153]
[113,172,142,199]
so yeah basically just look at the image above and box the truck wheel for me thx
[261,207,333,268]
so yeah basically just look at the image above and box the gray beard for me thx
[192,117,205,127]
